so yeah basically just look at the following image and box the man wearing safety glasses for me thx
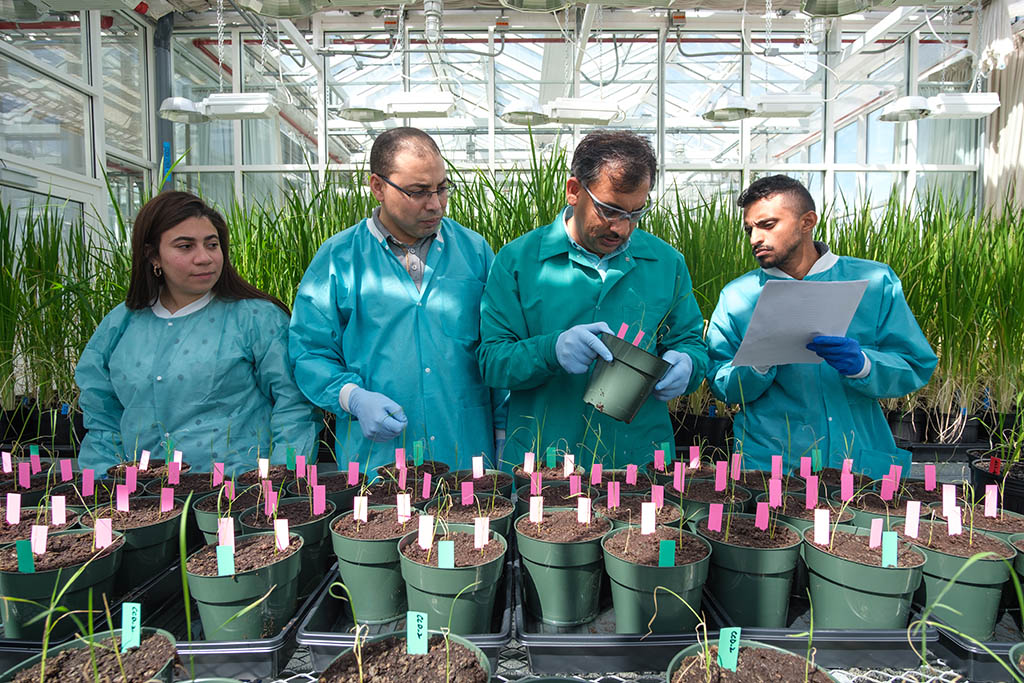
[478,131,708,467]
[289,127,506,471]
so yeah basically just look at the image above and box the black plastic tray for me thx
[904,441,990,463]
[928,607,1023,682]
[704,590,940,670]
[514,560,723,675]
[297,559,513,673]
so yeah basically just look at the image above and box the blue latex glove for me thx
[653,350,693,401]
[555,322,614,374]
[806,335,866,376]
[347,388,408,441]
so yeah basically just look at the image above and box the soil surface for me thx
[9,632,177,683]
[698,515,799,549]
[194,488,262,514]
[735,472,805,492]
[378,460,451,480]
[519,484,578,507]
[0,531,124,572]
[317,634,488,683]
[512,463,582,481]
[0,507,78,544]
[595,495,681,525]
[78,498,183,530]
[426,497,514,523]
[850,493,912,516]
[894,521,1015,559]
[292,472,365,495]
[961,505,1024,534]
[443,470,515,492]
[239,464,292,485]
[240,500,333,528]
[400,530,504,567]
[0,474,52,495]
[108,460,191,480]
[972,454,1024,483]
[818,468,873,490]
[515,508,611,542]
[803,528,926,568]
[332,506,419,540]
[158,472,219,496]
[604,525,708,566]
[671,644,833,683]
[187,533,301,575]
[776,494,855,523]
[681,480,750,505]
[900,480,958,504]
[362,481,417,505]
[589,471,656,494]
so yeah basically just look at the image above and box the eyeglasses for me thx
[377,175,454,202]
[580,182,652,225]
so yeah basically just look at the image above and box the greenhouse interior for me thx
[1,0,1024,678]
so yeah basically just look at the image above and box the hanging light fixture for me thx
[338,94,389,122]
[499,100,552,126]
[158,97,211,124]
[800,0,868,17]
[701,94,755,122]
[383,90,456,118]
[543,97,622,125]
[927,92,1000,119]
[878,95,933,122]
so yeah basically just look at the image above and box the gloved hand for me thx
[653,350,693,401]
[347,388,408,442]
[555,322,614,374]
[806,336,866,376]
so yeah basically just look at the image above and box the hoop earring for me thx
[153,264,163,277]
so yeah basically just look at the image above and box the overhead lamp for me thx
[701,94,755,122]
[542,97,622,125]
[753,94,821,118]
[384,91,456,118]
[203,93,278,120]
[158,97,211,124]
[927,92,1000,119]
[878,95,932,122]
[338,94,389,122]
[499,100,552,126]
[800,0,868,16]
[232,0,316,17]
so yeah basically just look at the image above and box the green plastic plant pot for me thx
[186,531,303,641]
[929,504,1024,544]
[329,505,412,624]
[441,469,515,501]
[696,514,801,628]
[286,473,361,515]
[665,638,839,682]
[398,523,507,635]
[582,332,671,424]
[425,493,515,540]
[514,483,575,520]
[0,528,124,640]
[191,490,242,545]
[1010,641,1024,680]
[515,513,608,626]
[0,627,176,682]
[910,531,1015,641]
[1009,533,1024,578]
[324,630,491,680]
[801,526,924,629]
[239,497,336,597]
[594,494,683,532]
[601,526,711,634]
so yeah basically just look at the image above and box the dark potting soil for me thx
[317,634,488,683]
[363,481,418,505]
[962,505,1024,534]
[78,498,182,530]
[777,494,855,523]
[972,455,1024,483]
[590,472,655,494]
[900,480,957,504]
[239,464,292,485]
[851,493,912,516]
[512,463,581,481]
[332,506,419,540]
[681,480,750,505]
[426,497,514,523]
[522,484,577,507]
[670,644,833,683]
[293,472,366,494]
[241,500,332,528]
[9,632,177,683]
[400,530,504,567]
[0,473,51,494]
[0,507,78,544]
[108,460,191,480]
[894,521,1015,559]
[698,515,798,549]
[187,533,302,575]
[604,525,708,566]
[378,461,451,480]
[194,488,262,514]
[444,470,515,491]
[818,467,873,490]
[595,495,681,525]
[0,530,124,572]
[515,508,611,542]
[735,472,805,492]
[161,472,220,495]
[803,528,925,568]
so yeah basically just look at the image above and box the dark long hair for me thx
[125,191,290,315]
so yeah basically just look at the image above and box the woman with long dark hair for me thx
[75,191,319,474]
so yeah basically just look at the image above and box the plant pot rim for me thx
[800,525,926,569]
[238,496,337,530]
[694,512,802,550]
[896,523,1017,563]
[600,524,711,565]
[513,512,612,544]
[397,522,507,569]
[0,527,125,575]
[330,504,420,541]
[185,530,304,577]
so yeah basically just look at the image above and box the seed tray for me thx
[296,559,513,673]
[927,607,1023,682]
[704,591,940,670]
[514,560,724,675]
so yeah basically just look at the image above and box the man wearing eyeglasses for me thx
[289,127,505,471]
[478,131,708,466]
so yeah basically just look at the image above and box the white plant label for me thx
[563,453,574,477]
[640,502,656,535]
[813,508,829,545]
[139,450,151,471]
[523,452,535,474]
[353,496,368,522]
[418,515,434,550]
[905,500,921,538]
[173,450,183,464]
[258,458,270,479]
[577,497,591,524]
[474,517,489,549]
[529,496,543,524]
[397,493,412,523]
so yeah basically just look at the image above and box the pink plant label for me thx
[160,487,174,512]
[813,509,829,544]
[18,462,29,489]
[116,485,130,512]
[6,493,20,525]
[708,503,723,532]
[632,330,645,347]
[577,497,591,524]
[125,466,138,493]
[924,464,936,491]
[398,467,408,490]
[173,450,183,464]
[474,517,490,549]
[840,472,854,501]
[889,464,902,488]
[654,450,666,472]
[569,475,581,495]
[652,485,665,509]
[353,496,368,522]
[218,517,234,547]
[905,500,921,538]
[942,484,956,518]
[397,493,412,523]
[421,474,432,501]
[395,448,406,470]
[730,452,741,480]
[59,459,72,482]
[264,490,278,516]
[563,453,575,477]
[223,480,235,500]
[529,497,543,524]
[805,476,818,509]
[755,501,769,530]
[308,465,318,487]
[29,453,40,474]
[472,456,484,479]
[880,476,895,501]
[714,461,727,491]
[523,452,535,474]
[313,485,326,516]
[985,485,998,517]
[212,463,224,486]
[461,481,474,506]
[139,450,151,471]
[842,458,853,475]
[258,458,269,479]
[768,478,782,508]
[31,525,47,555]
[869,518,883,548]
[274,519,289,551]
[771,455,782,480]
[591,464,603,486]
[626,464,638,485]
[261,479,273,500]
[347,462,359,486]
[673,463,684,492]
[168,462,180,485]
[641,502,656,534]
[295,455,306,480]
[800,457,811,479]
[689,446,700,469]
[1,452,10,473]
[51,496,66,525]
[95,519,113,549]
[616,322,629,338]
[947,507,962,536]
[82,469,94,496]
[530,472,542,496]
[418,515,434,549]
[608,481,621,508]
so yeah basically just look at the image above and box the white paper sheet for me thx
[732,279,869,367]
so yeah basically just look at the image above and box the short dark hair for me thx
[737,175,816,216]
[369,127,441,177]
[570,131,657,193]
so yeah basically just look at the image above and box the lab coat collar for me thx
[538,207,656,262]
[367,207,444,246]
[151,290,214,319]
[762,241,839,280]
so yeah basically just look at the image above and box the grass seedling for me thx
[443,580,481,683]
[100,594,129,682]
[647,586,711,683]
[328,581,367,682]
[177,491,195,678]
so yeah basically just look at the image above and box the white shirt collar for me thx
[151,290,214,319]
[763,241,839,280]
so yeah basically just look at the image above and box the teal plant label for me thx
[660,442,671,461]
[217,545,235,576]
[718,627,741,672]
[658,540,675,567]
[29,445,39,457]
[15,540,33,573]
[881,531,898,567]
[406,611,428,654]
[811,448,822,472]
[438,540,455,569]
[121,602,141,652]
[545,447,556,469]
[413,441,424,466]
[286,447,296,470]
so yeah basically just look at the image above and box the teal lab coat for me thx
[288,217,500,472]
[75,297,320,475]
[478,208,709,468]
[706,253,937,477]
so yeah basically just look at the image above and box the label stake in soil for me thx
[714,462,726,491]
[905,501,921,537]
[755,501,769,530]
[718,627,740,671]
[462,482,473,505]
[217,544,235,575]
[59,458,72,482]
[590,464,601,486]
[125,465,137,492]
[52,496,66,525]
[354,496,368,522]
[674,462,683,492]
[524,451,535,474]
[577,497,591,524]
[530,472,541,495]
[83,468,94,496]
[545,447,556,469]
[529,497,543,523]
[769,479,781,507]
[942,484,956,518]
[30,525,46,554]
[218,518,234,547]
[947,507,962,535]
[800,456,811,479]
[842,458,852,474]
[95,518,113,548]
[286,447,296,471]
[173,449,183,464]
[730,452,741,480]
[160,487,173,512]
[608,481,620,508]
[812,447,822,472]
[841,472,853,501]
[296,455,306,479]
[1,451,9,472]
[213,462,224,485]
[708,503,723,532]
[407,610,428,654]
[29,447,40,473]
[258,458,270,479]
[472,456,484,478]
[805,476,818,509]
[6,492,19,524]
[414,440,424,466]
[438,540,455,568]
[881,531,897,567]
[116,484,130,511]
[121,602,141,651]
[347,462,359,485]
[641,502,655,534]
[395,448,406,470]
[658,539,675,567]
[869,518,883,547]
[15,539,33,573]
[569,475,581,495]
[309,464,318,486]
[474,517,489,548]
[880,476,895,501]
[813,508,828,544]
[689,446,700,469]
[924,464,936,490]
[313,485,326,515]
[397,493,412,523]
[626,464,637,485]
[652,485,664,508]
[275,518,289,550]
[18,462,29,489]
[418,515,434,549]
[984,484,998,517]
[168,461,180,485]
[654,449,665,472]
[421,474,432,500]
